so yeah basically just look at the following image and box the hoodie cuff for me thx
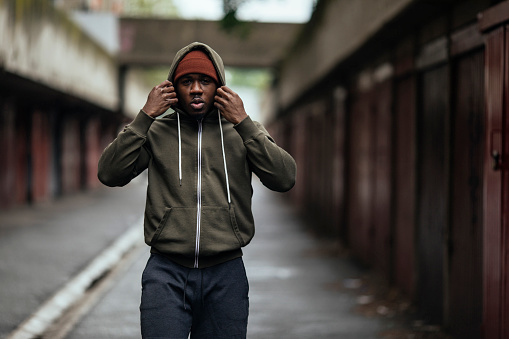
[233,115,262,142]
[127,110,155,137]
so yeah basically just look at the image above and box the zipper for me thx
[194,119,203,268]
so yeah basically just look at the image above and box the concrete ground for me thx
[0,177,146,339]
[0,177,448,339]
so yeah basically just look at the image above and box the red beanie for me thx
[173,50,219,84]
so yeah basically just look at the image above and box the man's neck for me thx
[193,113,206,121]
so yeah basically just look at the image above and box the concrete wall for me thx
[0,0,151,208]
[124,67,151,116]
[0,0,114,112]
[0,0,150,117]
[277,0,414,109]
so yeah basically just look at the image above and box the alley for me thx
[64,179,386,339]
[5,1,509,336]
[1,177,400,339]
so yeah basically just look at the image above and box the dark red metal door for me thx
[393,75,417,300]
[417,64,449,324]
[483,26,504,339]
[347,88,375,265]
[448,49,484,339]
[479,2,509,335]
[372,80,393,277]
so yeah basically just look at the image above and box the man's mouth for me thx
[190,98,205,110]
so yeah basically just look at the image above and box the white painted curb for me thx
[6,219,143,339]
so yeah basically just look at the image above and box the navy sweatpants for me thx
[140,253,249,339]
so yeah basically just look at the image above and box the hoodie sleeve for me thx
[234,116,296,192]
[97,110,154,187]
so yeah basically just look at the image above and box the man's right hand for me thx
[142,80,178,118]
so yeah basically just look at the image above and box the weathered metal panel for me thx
[30,109,51,203]
[331,88,347,238]
[50,110,62,197]
[478,0,509,32]
[417,64,449,324]
[347,88,374,264]
[503,25,509,339]
[0,100,20,208]
[61,117,82,194]
[14,106,28,205]
[307,111,322,226]
[372,80,393,277]
[482,26,504,339]
[317,110,328,230]
[322,108,335,234]
[450,24,483,57]
[312,100,336,235]
[448,50,484,339]
[85,118,101,189]
[291,110,309,210]
[393,75,417,300]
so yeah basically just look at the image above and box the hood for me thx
[167,42,226,87]
[166,42,231,205]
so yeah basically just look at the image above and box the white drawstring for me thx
[176,111,230,204]
[177,112,182,186]
[218,111,231,204]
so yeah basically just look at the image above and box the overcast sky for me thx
[173,0,315,23]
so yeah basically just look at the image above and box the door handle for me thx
[492,150,501,171]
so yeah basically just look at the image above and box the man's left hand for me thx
[214,86,248,125]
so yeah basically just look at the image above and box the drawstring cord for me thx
[176,111,230,201]
[182,269,205,311]
[218,111,231,204]
[183,268,191,310]
[177,112,182,186]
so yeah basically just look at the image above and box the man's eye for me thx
[201,79,210,84]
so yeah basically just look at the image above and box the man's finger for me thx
[164,92,177,100]
[217,86,232,96]
[219,85,233,93]
[214,96,229,108]
[155,80,171,90]
[160,86,175,95]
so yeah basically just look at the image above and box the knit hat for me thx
[173,50,219,84]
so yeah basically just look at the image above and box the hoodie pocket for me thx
[149,205,245,257]
[198,205,246,257]
[149,207,196,257]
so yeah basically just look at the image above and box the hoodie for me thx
[98,42,296,268]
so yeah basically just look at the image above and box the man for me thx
[98,42,296,338]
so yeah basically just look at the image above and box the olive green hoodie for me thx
[98,42,296,268]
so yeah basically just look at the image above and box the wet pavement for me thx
[0,177,146,339]
[0,176,429,339]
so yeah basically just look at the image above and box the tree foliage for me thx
[220,0,251,37]
[122,0,179,18]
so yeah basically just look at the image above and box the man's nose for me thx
[190,80,203,93]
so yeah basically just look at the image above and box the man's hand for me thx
[142,80,178,118]
[214,86,248,125]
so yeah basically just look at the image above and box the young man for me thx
[98,42,296,338]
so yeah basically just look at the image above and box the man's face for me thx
[176,73,217,116]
